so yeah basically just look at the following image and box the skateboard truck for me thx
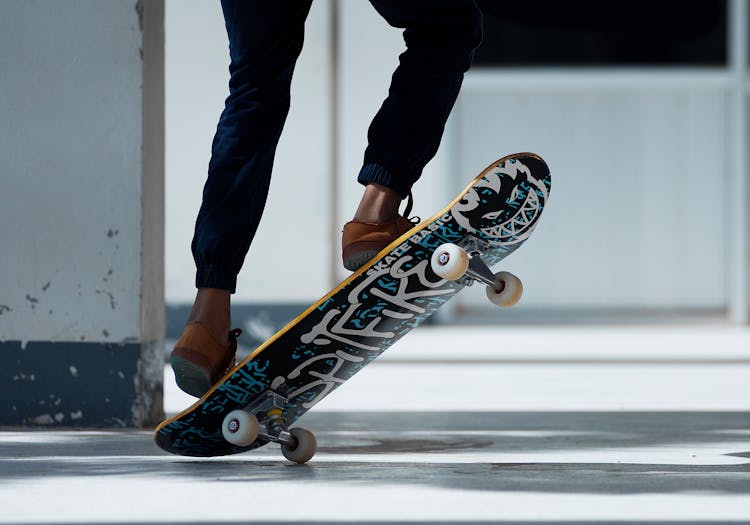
[220,381,317,463]
[247,389,292,442]
[431,235,524,307]
[454,236,497,288]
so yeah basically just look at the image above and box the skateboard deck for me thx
[154,152,551,460]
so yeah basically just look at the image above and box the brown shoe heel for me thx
[170,324,241,398]
[341,215,417,272]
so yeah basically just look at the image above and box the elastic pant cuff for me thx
[357,163,410,199]
[195,266,237,294]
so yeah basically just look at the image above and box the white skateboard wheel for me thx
[431,243,470,281]
[222,409,259,447]
[486,271,523,307]
[281,427,317,464]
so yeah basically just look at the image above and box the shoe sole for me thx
[342,239,386,272]
[170,355,212,398]
[343,249,378,272]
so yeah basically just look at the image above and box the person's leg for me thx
[190,0,312,335]
[358,0,482,200]
[343,0,482,270]
[174,0,312,396]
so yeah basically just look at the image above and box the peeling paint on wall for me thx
[135,0,144,33]
[1,340,162,427]
[25,295,39,311]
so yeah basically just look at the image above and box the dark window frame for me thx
[473,0,728,67]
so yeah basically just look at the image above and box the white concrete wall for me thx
[450,72,728,314]
[0,0,158,342]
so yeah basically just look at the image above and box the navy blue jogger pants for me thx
[192,0,482,293]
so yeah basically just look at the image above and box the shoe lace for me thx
[403,191,420,225]
[224,328,242,372]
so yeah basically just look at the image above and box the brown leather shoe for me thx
[341,193,419,271]
[170,322,241,398]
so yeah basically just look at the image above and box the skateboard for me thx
[154,152,551,463]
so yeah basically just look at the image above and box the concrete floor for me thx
[1,327,749,524]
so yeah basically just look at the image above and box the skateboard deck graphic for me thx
[154,152,551,459]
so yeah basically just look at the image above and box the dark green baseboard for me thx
[0,340,163,428]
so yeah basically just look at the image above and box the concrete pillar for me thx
[0,0,165,427]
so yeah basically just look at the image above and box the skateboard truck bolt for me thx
[266,408,287,435]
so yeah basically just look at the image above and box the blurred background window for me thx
[474,0,727,66]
